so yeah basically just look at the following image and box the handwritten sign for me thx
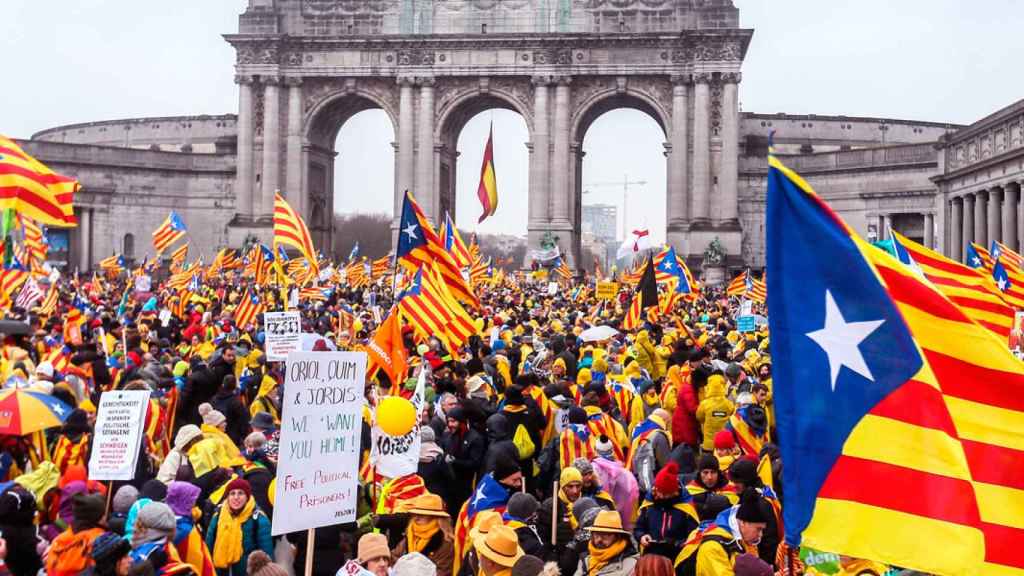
[272,351,366,535]
[370,368,425,479]
[737,316,756,333]
[88,390,150,481]
[265,311,301,362]
[595,281,619,300]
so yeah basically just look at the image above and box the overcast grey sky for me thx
[3,1,1022,241]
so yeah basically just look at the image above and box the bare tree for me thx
[334,213,393,259]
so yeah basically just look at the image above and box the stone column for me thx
[551,76,571,228]
[963,194,975,256]
[285,77,304,217]
[975,191,987,247]
[1002,185,1018,250]
[988,187,1001,248]
[416,77,436,222]
[880,214,890,240]
[950,198,962,260]
[691,73,711,223]
[260,75,281,219]
[235,75,255,218]
[78,208,92,271]
[395,76,416,227]
[924,212,934,249]
[719,72,741,223]
[666,75,689,245]
[529,76,550,233]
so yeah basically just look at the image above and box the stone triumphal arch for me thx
[225,0,752,266]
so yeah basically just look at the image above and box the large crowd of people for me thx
[0,262,894,576]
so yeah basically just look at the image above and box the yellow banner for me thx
[595,281,619,300]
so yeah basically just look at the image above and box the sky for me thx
[3,0,1023,241]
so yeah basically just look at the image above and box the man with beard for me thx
[442,406,485,513]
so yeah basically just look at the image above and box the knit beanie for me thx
[112,485,139,514]
[729,459,759,487]
[91,531,131,566]
[225,477,252,499]
[511,555,546,576]
[698,454,720,473]
[736,490,769,524]
[713,429,736,450]
[559,467,582,486]
[734,553,773,576]
[247,550,289,576]
[137,501,177,535]
[653,461,680,495]
[571,457,593,476]
[198,402,226,427]
[165,481,201,517]
[394,552,436,576]
[140,479,168,502]
[493,459,521,483]
[71,492,105,528]
[506,492,538,520]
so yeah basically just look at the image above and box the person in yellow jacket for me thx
[248,370,280,424]
[690,491,768,576]
[632,331,661,380]
[628,378,661,435]
[696,375,734,452]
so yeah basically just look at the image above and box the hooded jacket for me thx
[696,376,734,452]
[482,413,518,476]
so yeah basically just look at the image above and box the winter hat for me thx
[198,402,226,427]
[700,494,732,521]
[725,363,743,379]
[225,477,252,499]
[736,490,769,524]
[493,459,522,482]
[165,481,201,517]
[734,553,773,576]
[594,435,615,459]
[571,457,593,476]
[394,552,436,576]
[72,492,105,527]
[713,430,736,450]
[447,406,467,422]
[137,501,176,534]
[653,461,680,495]
[635,378,656,395]
[511,555,546,576]
[357,532,391,562]
[250,411,276,431]
[559,467,582,487]
[91,531,132,566]
[247,550,290,576]
[174,424,203,451]
[112,485,139,514]
[567,406,588,425]
[571,497,599,524]
[729,459,759,487]
[698,454,720,473]
[507,492,539,520]
[420,426,437,444]
[140,479,168,502]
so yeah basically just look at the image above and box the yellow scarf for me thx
[406,518,439,553]
[587,538,627,575]
[212,496,256,568]
[557,490,579,530]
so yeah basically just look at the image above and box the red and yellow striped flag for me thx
[21,217,46,264]
[476,123,498,223]
[0,136,76,226]
[233,288,264,330]
[169,243,188,272]
[273,192,318,276]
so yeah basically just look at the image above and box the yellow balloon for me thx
[377,396,417,437]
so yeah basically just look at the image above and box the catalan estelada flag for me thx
[476,123,498,223]
[396,191,478,307]
[622,256,657,331]
[767,153,1024,575]
[233,288,264,330]
[273,192,318,276]
[0,136,77,227]
[726,269,748,297]
[441,212,472,269]
[20,217,46,264]
[151,211,187,254]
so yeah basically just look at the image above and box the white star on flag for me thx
[403,223,418,240]
[805,290,886,391]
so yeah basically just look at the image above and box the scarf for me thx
[557,490,579,530]
[419,441,444,463]
[587,538,627,575]
[406,518,439,553]
[212,496,255,568]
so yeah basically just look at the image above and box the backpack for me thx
[513,423,536,459]
[673,532,741,576]
[631,430,663,495]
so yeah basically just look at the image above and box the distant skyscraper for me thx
[583,203,618,242]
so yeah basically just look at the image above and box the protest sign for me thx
[737,315,756,333]
[264,311,301,362]
[272,351,366,535]
[595,281,619,300]
[88,390,150,481]
[370,368,425,478]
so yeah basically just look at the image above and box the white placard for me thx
[88,390,150,481]
[158,309,172,327]
[548,281,559,295]
[370,368,425,479]
[134,275,152,293]
[264,311,301,362]
[272,351,366,535]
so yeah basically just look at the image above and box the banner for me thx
[595,281,619,300]
[88,390,150,481]
[264,311,301,362]
[530,245,561,264]
[370,367,425,479]
[272,351,367,535]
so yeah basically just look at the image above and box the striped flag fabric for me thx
[622,257,657,331]
[554,257,572,280]
[0,268,28,311]
[233,288,264,330]
[396,266,455,351]
[425,261,477,350]
[14,277,42,310]
[966,242,993,270]
[371,256,391,279]
[169,243,188,271]
[469,256,490,287]
[768,153,1024,574]
[726,270,748,297]
[891,232,1015,339]
[991,240,1023,271]
[98,254,125,274]
[0,136,77,226]
[273,192,319,276]
[476,123,498,223]
[441,212,473,269]
[35,284,58,316]
[21,217,46,264]
[298,287,328,302]
[151,211,187,254]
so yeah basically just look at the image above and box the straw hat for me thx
[469,510,505,543]
[587,510,630,535]
[407,493,449,518]
[474,525,524,568]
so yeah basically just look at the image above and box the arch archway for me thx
[571,91,669,272]
[304,91,397,256]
